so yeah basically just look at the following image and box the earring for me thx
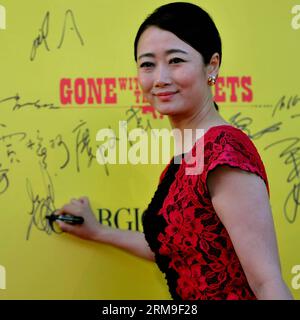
[208,75,217,86]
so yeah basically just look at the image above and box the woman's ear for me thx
[206,52,220,77]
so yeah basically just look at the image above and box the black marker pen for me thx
[56,214,84,225]
[46,213,84,225]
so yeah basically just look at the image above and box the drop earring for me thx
[208,75,217,86]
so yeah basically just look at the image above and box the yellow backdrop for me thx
[0,0,299,299]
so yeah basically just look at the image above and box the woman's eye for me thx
[169,57,184,64]
[140,62,154,68]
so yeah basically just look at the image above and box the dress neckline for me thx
[204,124,235,135]
[174,124,235,159]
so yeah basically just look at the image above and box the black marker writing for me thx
[229,112,282,140]
[265,137,300,223]
[30,9,84,61]
[26,164,57,240]
[72,121,96,172]
[0,164,9,195]
[284,183,300,224]
[0,94,58,111]
[272,95,300,117]
[49,134,70,170]
[30,11,50,61]
[57,9,84,49]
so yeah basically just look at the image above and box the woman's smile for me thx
[154,90,179,102]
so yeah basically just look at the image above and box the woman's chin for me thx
[153,103,178,116]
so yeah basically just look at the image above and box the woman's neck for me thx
[169,100,227,133]
[168,99,229,154]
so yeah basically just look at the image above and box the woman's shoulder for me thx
[199,124,269,193]
[198,124,266,174]
[203,124,257,152]
[205,124,250,140]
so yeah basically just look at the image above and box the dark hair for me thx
[134,2,222,67]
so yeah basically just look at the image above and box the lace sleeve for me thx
[201,128,270,196]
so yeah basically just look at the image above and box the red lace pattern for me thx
[143,125,270,300]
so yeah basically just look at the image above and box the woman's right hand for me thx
[55,196,155,261]
[55,196,103,241]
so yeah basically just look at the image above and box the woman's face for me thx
[137,26,211,117]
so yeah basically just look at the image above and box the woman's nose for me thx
[153,65,171,87]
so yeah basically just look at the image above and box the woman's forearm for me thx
[253,278,293,300]
[92,224,155,261]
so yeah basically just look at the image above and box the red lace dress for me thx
[142,125,270,300]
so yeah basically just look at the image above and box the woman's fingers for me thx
[57,197,90,212]
[78,196,90,205]
[59,203,82,216]
[54,197,100,241]
[70,198,82,205]
[55,220,72,232]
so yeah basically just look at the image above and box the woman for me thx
[56,2,293,300]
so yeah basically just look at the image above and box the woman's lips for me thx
[154,91,178,101]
